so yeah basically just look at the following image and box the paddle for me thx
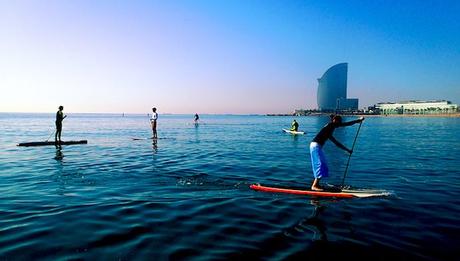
[341,120,363,188]
[45,129,55,142]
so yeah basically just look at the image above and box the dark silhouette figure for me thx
[150,107,158,139]
[55,106,67,144]
[291,119,299,131]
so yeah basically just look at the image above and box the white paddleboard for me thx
[283,129,305,135]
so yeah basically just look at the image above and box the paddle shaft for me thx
[45,129,55,142]
[341,121,363,187]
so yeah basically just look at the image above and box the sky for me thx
[1,0,459,114]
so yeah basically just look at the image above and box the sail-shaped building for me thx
[317,63,358,111]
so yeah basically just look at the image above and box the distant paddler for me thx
[150,107,158,139]
[310,115,364,191]
[194,113,200,123]
[55,105,67,144]
[290,119,299,131]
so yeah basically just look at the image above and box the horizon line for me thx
[0,111,274,115]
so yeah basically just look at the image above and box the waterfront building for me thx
[375,100,458,114]
[337,97,359,111]
[317,63,359,111]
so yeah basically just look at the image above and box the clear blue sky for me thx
[1,0,459,114]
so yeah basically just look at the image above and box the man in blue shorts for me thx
[310,115,364,191]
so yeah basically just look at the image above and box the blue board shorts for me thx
[310,142,329,179]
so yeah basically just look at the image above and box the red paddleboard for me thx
[250,184,390,198]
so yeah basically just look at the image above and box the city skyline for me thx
[1,0,459,114]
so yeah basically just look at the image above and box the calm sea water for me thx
[0,113,459,260]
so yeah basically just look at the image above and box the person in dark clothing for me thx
[290,119,299,131]
[194,113,200,123]
[150,107,158,139]
[55,106,67,143]
[310,115,364,191]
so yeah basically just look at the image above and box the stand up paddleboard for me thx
[17,140,88,147]
[283,129,305,135]
[131,137,174,140]
[250,184,390,198]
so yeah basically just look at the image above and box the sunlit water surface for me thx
[0,113,459,260]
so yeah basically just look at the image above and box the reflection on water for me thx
[284,200,328,242]
[152,138,158,154]
[303,200,328,241]
[0,114,459,260]
[54,145,64,161]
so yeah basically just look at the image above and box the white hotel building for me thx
[375,100,458,115]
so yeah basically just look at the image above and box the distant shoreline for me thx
[355,113,460,118]
[1,112,459,118]
[267,113,460,118]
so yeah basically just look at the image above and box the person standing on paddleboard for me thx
[194,113,199,123]
[290,119,299,131]
[310,115,364,191]
[55,106,67,144]
[150,107,158,139]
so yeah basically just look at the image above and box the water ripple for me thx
[0,114,459,260]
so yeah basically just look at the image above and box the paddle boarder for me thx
[310,115,364,191]
[290,119,299,132]
[55,106,67,144]
[194,113,200,123]
[150,107,158,139]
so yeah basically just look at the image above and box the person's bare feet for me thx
[311,186,323,191]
